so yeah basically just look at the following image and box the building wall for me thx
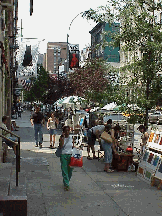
[89,22,120,66]
[0,0,18,162]
[46,42,68,74]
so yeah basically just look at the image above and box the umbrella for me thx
[53,97,67,107]
[101,102,117,110]
[62,96,85,104]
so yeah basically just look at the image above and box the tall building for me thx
[89,22,120,67]
[45,42,68,75]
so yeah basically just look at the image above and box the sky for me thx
[18,0,108,54]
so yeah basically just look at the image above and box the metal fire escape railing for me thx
[0,126,20,186]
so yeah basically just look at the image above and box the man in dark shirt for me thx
[30,106,45,147]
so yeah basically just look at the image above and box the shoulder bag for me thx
[101,131,112,143]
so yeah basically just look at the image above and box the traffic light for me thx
[22,45,33,67]
[30,0,33,16]
[69,51,79,69]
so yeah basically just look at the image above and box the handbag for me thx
[101,131,112,143]
[55,147,62,157]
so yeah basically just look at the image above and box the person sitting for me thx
[2,116,18,156]
[11,120,19,131]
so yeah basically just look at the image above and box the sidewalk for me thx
[5,146,161,216]
[2,111,161,216]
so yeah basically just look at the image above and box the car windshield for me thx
[153,112,161,115]
[104,113,126,122]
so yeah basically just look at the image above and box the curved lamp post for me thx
[66,12,83,73]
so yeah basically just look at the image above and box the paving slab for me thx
[5,111,162,216]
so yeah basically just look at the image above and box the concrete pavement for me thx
[2,110,162,216]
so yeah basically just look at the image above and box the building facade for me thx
[0,0,19,162]
[89,22,120,67]
[45,42,68,75]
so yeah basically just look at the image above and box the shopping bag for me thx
[69,148,83,167]
[101,131,112,143]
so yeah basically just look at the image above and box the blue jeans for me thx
[102,141,113,164]
[34,124,43,144]
[4,137,18,147]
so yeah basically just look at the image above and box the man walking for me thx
[30,106,45,148]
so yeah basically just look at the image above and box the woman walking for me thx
[47,112,58,148]
[59,126,74,191]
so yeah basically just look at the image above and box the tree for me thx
[69,58,119,106]
[24,67,75,104]
[82,0,162,126]
[24,65,50,103]
[44,74,74,104]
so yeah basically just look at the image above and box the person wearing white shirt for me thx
[47,112,58,148]
[87,121,106,160]
[59,126,74,191]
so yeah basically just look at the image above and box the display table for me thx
[112,152,134,171]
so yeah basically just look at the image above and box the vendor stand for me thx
[112,150,134,171]
[137,129,162,189]
[98,122,135,171]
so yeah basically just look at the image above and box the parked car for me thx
[148,111,162,124]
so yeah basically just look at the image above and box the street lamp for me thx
[66,12,83,73]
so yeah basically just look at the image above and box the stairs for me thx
[0,160,27,216]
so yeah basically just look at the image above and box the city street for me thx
[2,110,160,216]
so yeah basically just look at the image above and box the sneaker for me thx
[39,142,42,148]
[87,156,92,160]
[35,144,38,147]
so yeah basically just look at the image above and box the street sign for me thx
[14,88,22,96]
[69,44,79,51]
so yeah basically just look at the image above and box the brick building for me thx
[44,42,68,74]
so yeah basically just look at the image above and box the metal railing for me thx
[0,126,20,186]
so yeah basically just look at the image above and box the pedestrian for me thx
[138,125,149,155]
[2,116,18,156]
[59,126,74,191]
[30,106,45,148]
[47,112,59,148]
[17,104,22,118]
[87,120,106,160]
[83,116,88,129]
[100,124,115,173]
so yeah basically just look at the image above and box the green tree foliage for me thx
[44,74,74,104]
[69,58,119,106]
[24,66,74,104]
[82,0,162,126]
[24,65,50,103]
